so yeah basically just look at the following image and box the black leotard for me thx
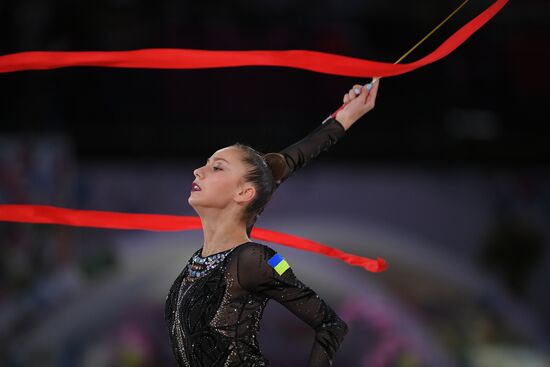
[165,117,348,366]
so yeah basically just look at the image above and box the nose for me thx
[193,166,203,179]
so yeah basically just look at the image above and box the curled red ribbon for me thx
[0,0,507,76]
[0,1,508,273]
[0,205,388,272]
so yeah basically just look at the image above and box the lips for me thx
[191,182,201,191]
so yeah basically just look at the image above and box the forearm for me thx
[276,116,346,183]
[332,115,352,131]
[307,310,348,367]
[237,245,349,366]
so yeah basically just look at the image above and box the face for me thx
[189,147,256,214]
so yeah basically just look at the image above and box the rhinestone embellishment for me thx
[188,248,235,278]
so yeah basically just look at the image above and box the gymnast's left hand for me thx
[335,79,380,130]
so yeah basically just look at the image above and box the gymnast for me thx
[165,80,380,366]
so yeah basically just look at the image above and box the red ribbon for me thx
[0,205,388,272]
[0,0,506,76]
[0,1,508,273]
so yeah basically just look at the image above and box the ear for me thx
[235,183,256,204]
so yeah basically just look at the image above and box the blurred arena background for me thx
[1,0,549,366]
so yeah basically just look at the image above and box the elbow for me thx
[317,314,348,344]
[342,318,349,335]
[335,316,348,342]
[331,314,348,345]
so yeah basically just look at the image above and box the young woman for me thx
[165,80,380,367]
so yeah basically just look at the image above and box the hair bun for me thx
[262,153,289,185]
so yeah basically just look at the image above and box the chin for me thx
[188,195,207,209]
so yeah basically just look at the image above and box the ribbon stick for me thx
[0,0,507,76]
[0,0,509,273]
[0,205,388,272]
[331,0,472,118]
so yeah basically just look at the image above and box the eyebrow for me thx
[207,157,230,164]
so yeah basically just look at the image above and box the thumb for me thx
[362,78,379,103]
[358,83,370,103]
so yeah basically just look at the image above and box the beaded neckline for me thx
[187,246,237,279]
[196,247,234,259]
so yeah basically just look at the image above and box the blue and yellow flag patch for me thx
[267,253,290,276]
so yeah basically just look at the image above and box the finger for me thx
[352,84,363,96]
[365,78,380,93]
[369,78,380,97]
[349,87,360,100]
[343,83,364,104]
[365,79,380,106]
[357,83,371,103]
[347,84,363,101]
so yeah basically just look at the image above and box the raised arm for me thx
[273,116,347,184]
[265,80,380,185]
[236,243,348,367]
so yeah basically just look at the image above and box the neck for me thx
[198,207,251,257]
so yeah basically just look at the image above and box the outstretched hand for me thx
[334,79,380,130]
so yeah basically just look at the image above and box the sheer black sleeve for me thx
[236,243,348,367]
[273,116,347,184]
